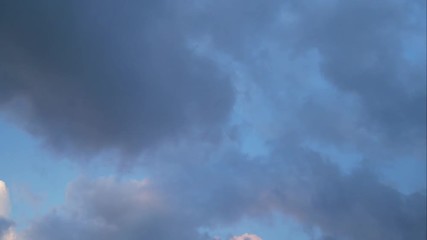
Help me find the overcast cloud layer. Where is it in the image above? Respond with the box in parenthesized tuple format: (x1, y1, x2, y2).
(0, 0, 425, 239)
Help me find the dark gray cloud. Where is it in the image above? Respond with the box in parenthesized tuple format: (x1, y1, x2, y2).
(0, 0, 423, 161)
(0, 0, 234, 157)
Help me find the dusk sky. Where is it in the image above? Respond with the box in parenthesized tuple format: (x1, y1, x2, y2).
(0, 1, 426, 240)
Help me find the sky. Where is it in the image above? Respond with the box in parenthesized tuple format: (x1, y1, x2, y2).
(0, 0, 426, 240)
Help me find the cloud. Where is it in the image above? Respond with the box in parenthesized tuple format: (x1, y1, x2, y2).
(0, 0, 423, 163)
(291, 0, 426, 154)
(0, 0, 425, 240)
(0, 1, 234, 158)
(22, 175, 268, 240)
(230, 233, 262, 240)
(0, 181, 10, 218)
(190, 0, 426, 161)
(0, 218, 13, 240)
(267, 145, 427, 240)
(0, 181, 16, 240)
(148, 141, 420, 240)
(23, 178, 210, 240)
(23, 141, 426, 240)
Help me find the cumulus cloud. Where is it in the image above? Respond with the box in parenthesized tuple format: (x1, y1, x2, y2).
(0, 181, 10, 218)
(230, 233, 262, 240)
(0, 0, 234, 157)
(23, 176, 267, 240)
(0, 181, 16, 240)
(23, 178, 208, 240)
(154, 141, 426, 240)
(22, 142, 426, 240)
(267, 145, 427, 240)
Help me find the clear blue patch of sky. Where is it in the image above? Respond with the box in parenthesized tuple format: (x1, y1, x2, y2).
(0, 115, 77, 229)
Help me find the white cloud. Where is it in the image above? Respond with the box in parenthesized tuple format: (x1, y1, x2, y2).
(230, 233, 262, 240)
(2, 230, 17, 240)
(0, 180, 10, 218)
(0, 180, 17, 240)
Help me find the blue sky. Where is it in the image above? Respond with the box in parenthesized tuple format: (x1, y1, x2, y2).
(0, 1, 426, 240)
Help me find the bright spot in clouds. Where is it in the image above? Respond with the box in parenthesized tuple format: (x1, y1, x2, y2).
(0, 180, 16, 240)
(231, 233, 262, 240)
(0, 180, 10, 217)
